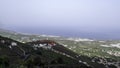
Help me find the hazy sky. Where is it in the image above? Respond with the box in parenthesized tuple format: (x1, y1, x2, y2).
(0, 0, 120, 39)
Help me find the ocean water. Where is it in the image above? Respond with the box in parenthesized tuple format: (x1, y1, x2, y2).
(4, 26, 120, 40)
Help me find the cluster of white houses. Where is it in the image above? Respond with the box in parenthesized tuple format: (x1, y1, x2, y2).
(0, 39, 17, 49)
(32, 41, 56, 50)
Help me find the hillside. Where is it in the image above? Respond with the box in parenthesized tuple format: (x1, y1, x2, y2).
(0, 28, 120, 68)
(0, 35, 94, 68)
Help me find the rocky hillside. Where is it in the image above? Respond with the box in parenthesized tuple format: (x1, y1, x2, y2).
(0, 36, 93, 68)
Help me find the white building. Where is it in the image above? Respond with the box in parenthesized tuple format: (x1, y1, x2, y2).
(11, 42, 17, 46)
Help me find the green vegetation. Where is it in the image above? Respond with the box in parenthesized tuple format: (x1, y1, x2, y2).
(0, 36, 92, 68)
(0, 29, 119, 68)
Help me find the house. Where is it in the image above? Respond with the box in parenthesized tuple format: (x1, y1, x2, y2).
(11, 42, 17, 46)
(0, 40, 5, 44)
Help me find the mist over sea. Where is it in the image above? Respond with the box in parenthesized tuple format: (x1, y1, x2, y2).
(0, 0, 120, 40)
(2, 26, 120, 40)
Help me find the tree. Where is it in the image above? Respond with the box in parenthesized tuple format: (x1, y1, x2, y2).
(0, 56, 9, 68)
(57, 57, 64, 64)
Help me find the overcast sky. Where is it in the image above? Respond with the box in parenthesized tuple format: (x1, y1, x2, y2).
(0, 0, 120, 39)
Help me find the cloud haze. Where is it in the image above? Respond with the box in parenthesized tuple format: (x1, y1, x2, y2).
(0, 0, 120, 39)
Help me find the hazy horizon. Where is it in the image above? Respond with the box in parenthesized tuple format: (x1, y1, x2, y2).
(0, 0, 120, 40)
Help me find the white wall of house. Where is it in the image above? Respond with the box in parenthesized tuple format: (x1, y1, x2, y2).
(11, 42, 17, 46)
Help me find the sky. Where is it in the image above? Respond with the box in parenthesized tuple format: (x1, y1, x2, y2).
(0, 0, 120, 39)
